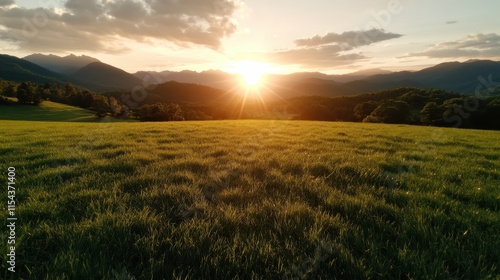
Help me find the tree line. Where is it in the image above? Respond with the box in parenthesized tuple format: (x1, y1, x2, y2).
(0, 80, 126, 117)
(285, 87, 500, 129)
(1, 79, 499, 130)
(0, 80, 203, 121)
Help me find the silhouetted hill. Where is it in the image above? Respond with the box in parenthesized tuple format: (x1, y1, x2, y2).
(267, 78, 354, 99)
(23, 53, 100, 74)
(133, 69, 394, 91)
(71, 62, 143, 90)
(134, 69, 238, 90)
(0, 54, 113, 91)
(329, 68, 393, 83)
(106, 81, 231, 105)
(0, 54, 69, 84)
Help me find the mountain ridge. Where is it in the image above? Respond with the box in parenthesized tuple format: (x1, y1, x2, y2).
(23, 53, 100, 75)
(2, 53, 500, 97)
(70, 62, 144, 90)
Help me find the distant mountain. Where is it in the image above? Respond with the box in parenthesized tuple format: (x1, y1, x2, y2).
(360, 60, 500, 93)
(134, 69, 239, 90)
(23, 53, 100, 75)
(133, 69, 394, 91)
(0, 54, 70, 84)
(70, 62, 144, 90)
(331, 68, 393, 83)
(3, 53, 500, 97)
(0, 54, 115, 91)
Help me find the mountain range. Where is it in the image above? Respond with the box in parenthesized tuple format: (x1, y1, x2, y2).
(1, 53, 499, 99)
(23, 54, 100, 74)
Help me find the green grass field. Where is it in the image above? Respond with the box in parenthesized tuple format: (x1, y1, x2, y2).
(0, 115, 499, 278)
(0, 100, 128, 122)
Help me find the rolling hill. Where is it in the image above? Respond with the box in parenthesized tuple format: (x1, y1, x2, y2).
(134, 69, 239, 90)
(106, 81, 231, 105)
(70, 62, 144, 90)
(0, 54, 69, 85)
(0, 54, 109, 91)
(0, 100, 98, 122)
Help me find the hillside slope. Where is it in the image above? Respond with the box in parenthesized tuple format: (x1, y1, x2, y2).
(0, 100, 102, 122)
(71, 62, 144, 90)
(0, 54, 68, 84)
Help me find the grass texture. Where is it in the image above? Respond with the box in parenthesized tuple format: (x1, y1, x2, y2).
(0, 120, 498, 279)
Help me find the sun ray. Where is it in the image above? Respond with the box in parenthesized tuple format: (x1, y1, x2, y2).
(232, 60, 270, 88)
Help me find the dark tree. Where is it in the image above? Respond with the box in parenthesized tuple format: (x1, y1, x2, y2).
(480, 99, 500, 129)
(366, 100, 410, 124)
(298, 103, 335, 121)
(64, 83, 77, 96)
(138, 103, 184, 121)
(354, 101, 379, 121)
(17, 82, 38, 104)
(420, 102, 445, 126)
(91, 95, 110, 118)
(165, 103, 184, 121)
(2, 84, 17, 97)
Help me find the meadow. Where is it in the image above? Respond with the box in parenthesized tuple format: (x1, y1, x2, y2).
(0, 116, 499, 279)
(0, 100, 128, 122)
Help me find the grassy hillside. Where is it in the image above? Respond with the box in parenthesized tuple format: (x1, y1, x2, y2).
(0, 120, 498, 279)
(0, 101, 124, 122)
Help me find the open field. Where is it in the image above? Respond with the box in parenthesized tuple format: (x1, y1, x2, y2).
(0, 119, 499, 279)
(0, 100, 128, 122)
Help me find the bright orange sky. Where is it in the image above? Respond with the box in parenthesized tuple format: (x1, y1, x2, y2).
(1, 0, 499, 74)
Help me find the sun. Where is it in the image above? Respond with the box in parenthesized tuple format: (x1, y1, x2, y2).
(233, 60, 270, 87)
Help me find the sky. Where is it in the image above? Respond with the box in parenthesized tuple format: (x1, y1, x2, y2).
(0, 0, 499, 74)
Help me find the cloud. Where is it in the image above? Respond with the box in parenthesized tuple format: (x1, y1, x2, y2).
(446, 21, 457, 25)
(295, 29, 403, 47)
(0, 0, 14, 7)
(404, 33, 500, 58)
(237, 45, 368, 67)
(0, 0, 241, 52)
(237, 29, 401, 68)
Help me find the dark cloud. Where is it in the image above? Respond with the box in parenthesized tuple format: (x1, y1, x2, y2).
(0, 0, 241, 52)
(0, 0, 14, 7)
(446, 21, 457, 25)
(108, 0, 148, 21)
(403, 33, 500, 58)
(295, 29, 403, 47)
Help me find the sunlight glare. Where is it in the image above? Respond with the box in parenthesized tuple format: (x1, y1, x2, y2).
(233, 60, 270, 87)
